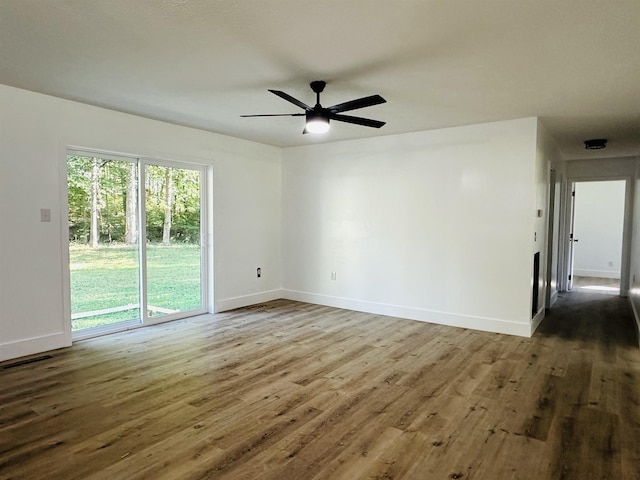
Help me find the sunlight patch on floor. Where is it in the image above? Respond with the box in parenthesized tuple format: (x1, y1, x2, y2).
(579, 285, 619, 292)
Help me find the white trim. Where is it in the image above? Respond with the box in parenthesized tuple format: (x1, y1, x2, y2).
(71, 319, 142, 341)
(138, 160, 149, 324)
(215, 289, 284, 313)
(67, 145, 212, 168)
(545, 167, 557, 308)
(557, 173, 570, 292)
(531, 307, 545, 335)
(621, 177, 634, 297)
(145, 307, 207, 326)
(281, 290, 532, 337)
(67, 147, 138, 163)
(59, 143, 73, 347)
(549, 290, 559, 307)
(0, 332, 70, 363)
(70, 308, 209, 341)
(559, 174, 634, 297)
(206, 165, 215, 314)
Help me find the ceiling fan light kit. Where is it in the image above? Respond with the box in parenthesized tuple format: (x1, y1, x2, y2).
(305, 111, 330, 134)
(241, 80, 386, 135)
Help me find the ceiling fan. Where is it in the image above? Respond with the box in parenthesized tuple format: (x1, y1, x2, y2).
(241, 81, 386, 134)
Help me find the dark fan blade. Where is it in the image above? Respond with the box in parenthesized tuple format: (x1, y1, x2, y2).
(330, 113, 385, 128)
(327, 94, 386, 113)
(268, 90, 312, 111)
(240, 113, 305, 117)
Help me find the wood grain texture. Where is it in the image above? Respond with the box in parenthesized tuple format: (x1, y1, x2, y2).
(1, 292, 639, 479)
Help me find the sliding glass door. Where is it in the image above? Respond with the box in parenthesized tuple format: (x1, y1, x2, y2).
(143, 164, 203, 319)
(67, 152, 206, 336)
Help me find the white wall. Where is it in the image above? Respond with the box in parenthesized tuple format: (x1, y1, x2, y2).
(0, 85, 282, 361)
(281, 118, 540, 336)
(573, 181, 625, 279)
(564, 157, 637, 179)
(0, 85, 556, 360)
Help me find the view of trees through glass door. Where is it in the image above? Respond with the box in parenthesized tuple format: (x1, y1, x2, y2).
(67, 153, 204, 334)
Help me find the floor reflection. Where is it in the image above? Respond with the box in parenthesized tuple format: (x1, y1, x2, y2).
(572, 275, 620, 295)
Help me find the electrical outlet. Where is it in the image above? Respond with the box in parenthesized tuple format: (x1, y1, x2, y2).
(257, 267, 261, 278)
(331, 272, 336, 280)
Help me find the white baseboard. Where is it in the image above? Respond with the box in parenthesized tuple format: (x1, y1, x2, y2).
(215, 289, 284, 313)
(549, 290, 559, 307)
(531, 307, 545, 335)
(0, 332, 70, 363)
(281, 289, 532, 337)
(0, 289, 541, 362)
(572, 269, 620, 279)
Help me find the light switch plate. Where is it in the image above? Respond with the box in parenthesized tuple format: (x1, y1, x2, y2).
(40, 208, 51, 222)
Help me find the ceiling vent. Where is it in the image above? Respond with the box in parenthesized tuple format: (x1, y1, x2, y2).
(584, 138, 607, 150)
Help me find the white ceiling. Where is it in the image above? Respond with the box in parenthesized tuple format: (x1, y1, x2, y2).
(1, 0, 639, 158)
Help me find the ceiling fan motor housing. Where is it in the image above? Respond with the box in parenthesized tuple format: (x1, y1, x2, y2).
(307, 109, 329, 122)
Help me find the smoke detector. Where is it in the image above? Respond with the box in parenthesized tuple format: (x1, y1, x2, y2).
(584, 138, 607, 150)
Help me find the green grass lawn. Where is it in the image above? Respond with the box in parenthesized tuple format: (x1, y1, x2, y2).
(70, 244, 201, 331)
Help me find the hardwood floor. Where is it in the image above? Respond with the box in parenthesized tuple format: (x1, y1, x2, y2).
(573, 276, 620, 295)
(1, 292, 639, 479)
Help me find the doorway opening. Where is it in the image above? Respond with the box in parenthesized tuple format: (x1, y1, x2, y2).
(66, 151, 207, 338)
(567, 180, 626, 296)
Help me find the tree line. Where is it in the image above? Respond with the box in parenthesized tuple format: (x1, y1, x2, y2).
(67, 156, 200, 246)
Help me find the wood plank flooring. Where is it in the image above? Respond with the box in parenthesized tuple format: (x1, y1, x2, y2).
(1, 292, 639, 479)
(573, 276, 620, 295)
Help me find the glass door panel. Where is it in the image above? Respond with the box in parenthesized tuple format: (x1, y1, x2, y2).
(67, 155, 141, 332)
(68, 153, 205, 336)
(144, 164, 202, 319)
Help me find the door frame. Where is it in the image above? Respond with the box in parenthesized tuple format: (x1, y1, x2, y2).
(544, 168, 557, 308)
(138, 157, 209, 328)
(62, 147, 211, 341)
(558, 174, 633, 297)
(567, 182, 577, 291)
